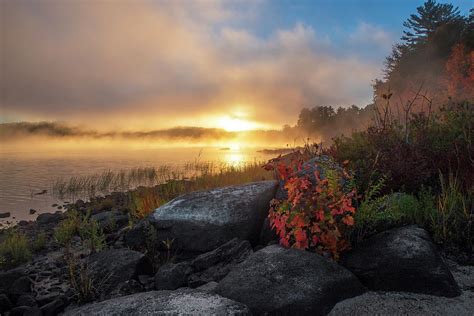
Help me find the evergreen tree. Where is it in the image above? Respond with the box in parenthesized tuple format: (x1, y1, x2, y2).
(401, 0, 463, 46)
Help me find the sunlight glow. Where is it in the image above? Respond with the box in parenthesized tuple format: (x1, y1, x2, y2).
(217, 115, 260, 132)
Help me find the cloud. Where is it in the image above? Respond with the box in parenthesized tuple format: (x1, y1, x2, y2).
(1, 0, 386, 129)
(349, 22, 394, 50)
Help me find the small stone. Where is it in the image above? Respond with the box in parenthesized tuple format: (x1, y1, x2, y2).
(16, 294, 37, 307)
(0, 212, 11, 218)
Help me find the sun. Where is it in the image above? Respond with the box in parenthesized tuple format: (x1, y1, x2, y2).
(217, 115, 259, 132)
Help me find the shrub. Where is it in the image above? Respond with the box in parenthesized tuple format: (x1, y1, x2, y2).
(267, 155, 356, 260)
(78, 218, 106, 253)
(54, 211, 81, 248)
(0, 230, 32, 269)
(32, 232, 47, 252)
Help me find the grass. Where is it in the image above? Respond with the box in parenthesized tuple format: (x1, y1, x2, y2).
(0, 230, 32, 269)
(52, 161, 273, 201)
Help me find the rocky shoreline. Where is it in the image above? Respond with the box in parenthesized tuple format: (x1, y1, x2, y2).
(0, 180, 473, 315)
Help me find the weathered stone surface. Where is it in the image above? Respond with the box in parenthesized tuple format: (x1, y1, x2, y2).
(215, 245, 365, 315)
(64, 289, 251, 315)
(16, 294, 37, 307)
(328, 291, 474, 316)
(154, 238, 253, 290)
(154, 262, 193, 290)
(0, 294, 12, 313)
(0, 267, 26, 293)
(86, 249, 146, 293)
(342, 225, 461, 297)
(126, 181, 278, 253)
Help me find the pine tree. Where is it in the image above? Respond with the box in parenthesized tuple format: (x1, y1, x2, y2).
(401, 0, 463, 46)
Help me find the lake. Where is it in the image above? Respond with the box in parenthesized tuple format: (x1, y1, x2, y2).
(0, 146, 278, 224)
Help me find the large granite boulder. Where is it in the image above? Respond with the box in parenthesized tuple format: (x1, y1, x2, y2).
(215, 245, 365, 315)
(64, 289, 251, 315)
(341, 225, 461, 297)
(126, 181, 278, 253)
(329, 291, 474, 315)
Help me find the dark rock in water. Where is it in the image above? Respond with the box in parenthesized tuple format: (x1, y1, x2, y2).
(16, 294, 37, 307)
(0, 294, 12, 314)
(341, 225, 461, 297)
(154, 262, 193, 290)
(328, 291, 474, 315)
(36, 213, 63, 225)
(215, 245, 365, 315)
(29, 209, 36, 214)
(0, 212, 11, 218)
(86, 249, 147, 294)
(63, 289, 251, 315)
(259, 217, 278, 246)
(126, 181, 278, 253)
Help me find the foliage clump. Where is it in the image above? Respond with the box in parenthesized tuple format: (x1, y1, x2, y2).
(266, 153, 356, 260)
(0, 230, 32, 269)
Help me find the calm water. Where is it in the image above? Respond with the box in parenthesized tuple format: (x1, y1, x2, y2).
(0, 146, 275, 224)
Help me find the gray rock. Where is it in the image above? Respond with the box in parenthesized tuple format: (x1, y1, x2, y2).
(63, 289, 251, 315)
(342, 225, 461, 297)
(329, 291, 474, 316)
(0, 212, 10, 218)
(196, 281, 218, 293)
(126, 181, 278, 253)
(11, 276, 32, 297)
(215, 245, 365, 315)
(16, 294, 37, 307)
(188, 239, 253, 287)
(36, 213, 63, 225)
(86, 249, 146, 293)
(154, 262, 193, 290)
(40, 296, 67, 316)
(91, 210, 129, 231)
(0, 267, 26, 292)
(9, 306, 42, 316)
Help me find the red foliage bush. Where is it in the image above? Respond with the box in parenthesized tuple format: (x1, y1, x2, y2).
(266, 155, 356, 260)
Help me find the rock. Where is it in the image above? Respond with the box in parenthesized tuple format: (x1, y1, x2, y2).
(154, 262, 193, 290)
(91, 210, 129, 231)
(341, 225, 461, 297)
(0, 294, 12, 314)
(108, 280, 143, 298)
(9, 306, 42, 316)
(0, 212, 11, 218)
(328, 291, 474, 316)
(0, 267, 26, 292)
(40, 296, 67, 316)
(188, 238, 253, 287)
(36, 212, 63, 225)
(16, 294, 37, 307)
(196, 281, 218, 293)
(87, 249, 147, 294)
(215, 245, 365, 315)
(154, 238, 253, 290)
(126, 181, 278, 253)
(63, 289, 251, 315)
(11, 276, 32, 297)
(259, 217, 278, 246)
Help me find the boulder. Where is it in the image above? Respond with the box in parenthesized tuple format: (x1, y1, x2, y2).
(154, 262, 193, 290)
(0, 267, 26, 293)
(0, 294, 12, 314)
(215, 245, 365, 315)
(126, 181, 278, 253)
(154, 238, 253, 290)
(91, 210, 129, 231)
(341, 225, 461, 297)
(36, 213, 63, 226)
(188, 238, 253, 287)
(328, 291, 474, 316)
(86, 249, 147, 294)
(63, 289, 251, 315)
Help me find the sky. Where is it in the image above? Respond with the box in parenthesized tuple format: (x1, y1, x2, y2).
(1, 0, 472, 131)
